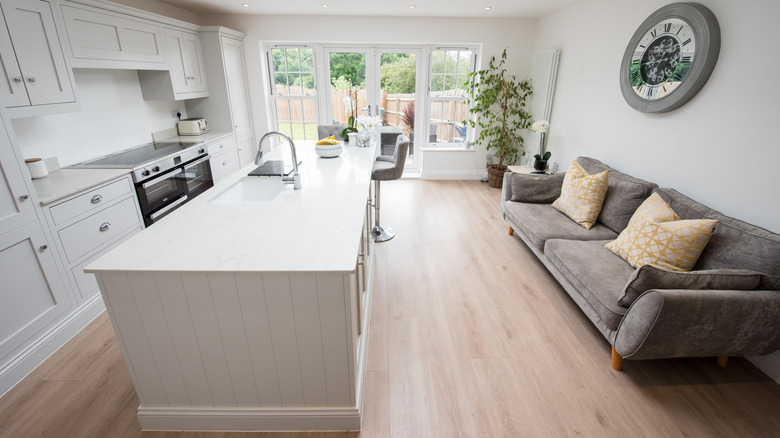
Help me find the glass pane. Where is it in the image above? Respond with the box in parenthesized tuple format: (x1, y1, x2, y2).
(300, 74, 315, 95)
(429, 100, 469, 143)
(444, 75, 457, 93)
(300, 49, 313, 72)
(289, 74, 303, 95)
(431, 74, 444, 93)
(329, 52, 367, 125)
(431, 51, 444, 73)
(302, 99, 316, 123)
(273, 73, 288, 95)
(271, 48, 286, 72)
(275, 100, 292, 122)
(286, 48, 300, 72)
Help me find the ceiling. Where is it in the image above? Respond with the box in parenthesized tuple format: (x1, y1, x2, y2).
(156, 0, 582, 18)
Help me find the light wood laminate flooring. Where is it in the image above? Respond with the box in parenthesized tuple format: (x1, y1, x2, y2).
(1, 180, 778, 438)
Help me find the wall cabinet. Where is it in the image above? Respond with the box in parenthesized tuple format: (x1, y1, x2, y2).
(138, 27, 208, 101)
(42, 175, 142, 302)
(0, 0, 76, 115)
(59, 1, 167, 69)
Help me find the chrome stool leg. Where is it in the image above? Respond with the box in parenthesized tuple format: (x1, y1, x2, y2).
(372, 179, 395, 242)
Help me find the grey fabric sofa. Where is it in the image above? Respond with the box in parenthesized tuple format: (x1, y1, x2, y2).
(501, 157, 780, 370)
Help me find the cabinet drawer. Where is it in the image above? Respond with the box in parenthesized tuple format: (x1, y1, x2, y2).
(210, 147, 239, 182)
(49, 177, 132, 226)
(58, 197, 140, 263)
(207, 136, 237, 155)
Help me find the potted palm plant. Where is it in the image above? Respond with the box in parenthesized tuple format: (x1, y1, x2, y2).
(467, 49, 533, 188)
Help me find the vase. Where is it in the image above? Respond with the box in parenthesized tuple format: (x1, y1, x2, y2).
(534, 158, 548, 171)
(357, 129, 371, 148)
(348, 132, 357, 145)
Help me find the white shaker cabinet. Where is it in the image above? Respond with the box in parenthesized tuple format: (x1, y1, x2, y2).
(0, 0, 77, 115)
(222, 36, 255, 167)
(139, 27, 208, 101)
(206, 134, 240, 184)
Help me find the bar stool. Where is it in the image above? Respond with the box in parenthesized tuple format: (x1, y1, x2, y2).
(372, 135, 409, 242)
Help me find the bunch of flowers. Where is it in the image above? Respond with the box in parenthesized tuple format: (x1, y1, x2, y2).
(356, 115, 382, 130)
(530, 120, 550, 134)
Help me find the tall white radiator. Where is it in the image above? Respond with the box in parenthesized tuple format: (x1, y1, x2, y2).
(531, 49, 560, 123)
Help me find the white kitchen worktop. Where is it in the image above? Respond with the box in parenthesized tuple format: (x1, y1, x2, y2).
(32, 168, 132, 205)
(87, 141, 377, 273)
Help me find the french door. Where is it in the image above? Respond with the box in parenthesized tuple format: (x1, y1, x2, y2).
(322, 47, 423, 169)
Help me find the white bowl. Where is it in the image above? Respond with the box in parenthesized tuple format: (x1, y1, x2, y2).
(315, 144, 343, 158)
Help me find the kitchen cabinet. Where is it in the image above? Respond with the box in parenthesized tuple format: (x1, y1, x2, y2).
(187, 28, 255, 167)
(59, 1, 167, 69)
(0, 0, 77, 116)
(138, 27, 208, 101)
(42, 175, 142, 302)
(206, 135, 240, 184)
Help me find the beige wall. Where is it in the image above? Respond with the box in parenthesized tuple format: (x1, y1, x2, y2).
(534, 0, 780, 234)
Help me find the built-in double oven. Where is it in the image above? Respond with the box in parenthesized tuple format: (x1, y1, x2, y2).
(72, 140, 214, 227)
(135, 154, 213, 226)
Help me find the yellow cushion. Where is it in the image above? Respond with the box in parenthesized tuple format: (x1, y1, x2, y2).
(551, 161, 609, 229)
(316, 135, 340, 145)
(605, 193, 717, 271)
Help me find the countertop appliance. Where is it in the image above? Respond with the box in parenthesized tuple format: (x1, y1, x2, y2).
(177, 118, 209, 136)
(72, 140, 213, 226)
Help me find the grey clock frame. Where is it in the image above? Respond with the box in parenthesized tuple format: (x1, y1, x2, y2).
(619, 2, 721, 113)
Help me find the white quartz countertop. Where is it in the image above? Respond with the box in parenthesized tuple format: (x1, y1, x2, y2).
(86, 141, 377, 274)
(32, 168, 132, 205)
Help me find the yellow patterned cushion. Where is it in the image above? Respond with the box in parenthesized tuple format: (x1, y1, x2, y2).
(605, 193, 717, 271)
(551, 161, 609, 229)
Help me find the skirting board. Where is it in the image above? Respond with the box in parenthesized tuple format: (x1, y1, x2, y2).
(0, 294, 106, 397)
(138, 407, 361, 431)
(421, 170, 484, 180)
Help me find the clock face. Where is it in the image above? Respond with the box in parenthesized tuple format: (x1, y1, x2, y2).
(629, 18, 696, 100)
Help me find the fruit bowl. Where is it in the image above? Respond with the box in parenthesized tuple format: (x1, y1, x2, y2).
(314, 143, 343, 158)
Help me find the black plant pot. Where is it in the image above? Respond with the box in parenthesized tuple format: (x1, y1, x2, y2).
(534, 159, 548, 171)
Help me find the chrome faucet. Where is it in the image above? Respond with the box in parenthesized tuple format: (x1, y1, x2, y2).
(256, 131, 301, 189)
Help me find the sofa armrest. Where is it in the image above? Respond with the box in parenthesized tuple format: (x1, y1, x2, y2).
(614, 289, 780, 360)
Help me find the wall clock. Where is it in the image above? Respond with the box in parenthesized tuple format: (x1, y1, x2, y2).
(619, 2, 720, 113)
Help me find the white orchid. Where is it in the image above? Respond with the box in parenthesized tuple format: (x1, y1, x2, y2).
(356, 115, 382, 129)
(530, 120, 550, 134)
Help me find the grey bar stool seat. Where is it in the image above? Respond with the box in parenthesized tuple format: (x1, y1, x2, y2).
(372, 135, 409, 242)
(317, 124, 345, 140)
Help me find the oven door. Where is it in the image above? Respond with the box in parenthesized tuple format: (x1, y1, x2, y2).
(135, 168, 188, 226)
(182, 155, 213, 199)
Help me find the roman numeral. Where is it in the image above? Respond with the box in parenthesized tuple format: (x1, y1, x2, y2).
(683, 38, 692, 46)
(662, 85, 667, 93)
(676, 27, 683, 35)
(639, 44, 646, 49)
(671, 72, 682, 81)
(664, 23, 672, 32)
(681, 56, 692, 63)
(650, 29, 657, 38)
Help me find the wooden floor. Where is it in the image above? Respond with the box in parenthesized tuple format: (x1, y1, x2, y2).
(1, 180, 779, 438)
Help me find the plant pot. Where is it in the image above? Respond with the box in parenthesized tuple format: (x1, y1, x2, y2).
(534, 159, 548, 171)
(486, 164, 508, 188)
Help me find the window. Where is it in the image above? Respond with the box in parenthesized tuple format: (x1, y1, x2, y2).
(428, 49, 476, 144)
(267, 47, 317, 141)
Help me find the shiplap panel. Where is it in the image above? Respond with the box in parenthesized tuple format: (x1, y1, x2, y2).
(315, 273, 352, 406)
(100, 273, 168, 405)
(235, 273, 283, 407)
(155, 273, 214, 407)
(290, 273, 328, 406)
(127, 273, 190, 406)
(181, 273, 236, 406)
(208, 273, 260, 407)
(262, 273, 305, 406)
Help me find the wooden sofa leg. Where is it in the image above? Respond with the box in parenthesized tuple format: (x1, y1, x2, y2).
(508, 226, 514, 236)
(717, 356, 729, 367)
(611, 347, 623, 371)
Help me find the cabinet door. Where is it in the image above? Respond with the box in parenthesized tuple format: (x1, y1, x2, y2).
(236, 135, 255, 169)
(164, 29, 188, 93)
(181, 31, 206, 93)
(0, 117, 36, 232)
(0, 221, 72, 363)
(1, 0, 74, 106)
(222, 37, 252, 138)
(0, 9, 28, 107)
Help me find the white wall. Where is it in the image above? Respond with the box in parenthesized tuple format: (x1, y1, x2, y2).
(12, 69, 186, 166)
(534, 0, 780, 234)
(197, 14, 537, 177)
(108, 0, 199, 24)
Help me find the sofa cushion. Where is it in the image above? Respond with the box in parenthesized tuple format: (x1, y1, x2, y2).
(552, 161, 609, 229)
(619, 265, 766, 308)
(545, 239, 634, 330)
(509, 172, 566, 203)
(655, 188, 780, 289)
(606, 193, 717, 271)
(577, 157, 658, 233)
(504, 202, 618, 251)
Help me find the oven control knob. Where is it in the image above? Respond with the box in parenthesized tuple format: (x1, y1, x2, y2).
(199, 148, 205, 154)
(152, 166, 161, 172)
(141, 169, 151, 176)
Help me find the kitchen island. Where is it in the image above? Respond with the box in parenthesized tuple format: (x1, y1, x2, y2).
(86, 141, 377, 431)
